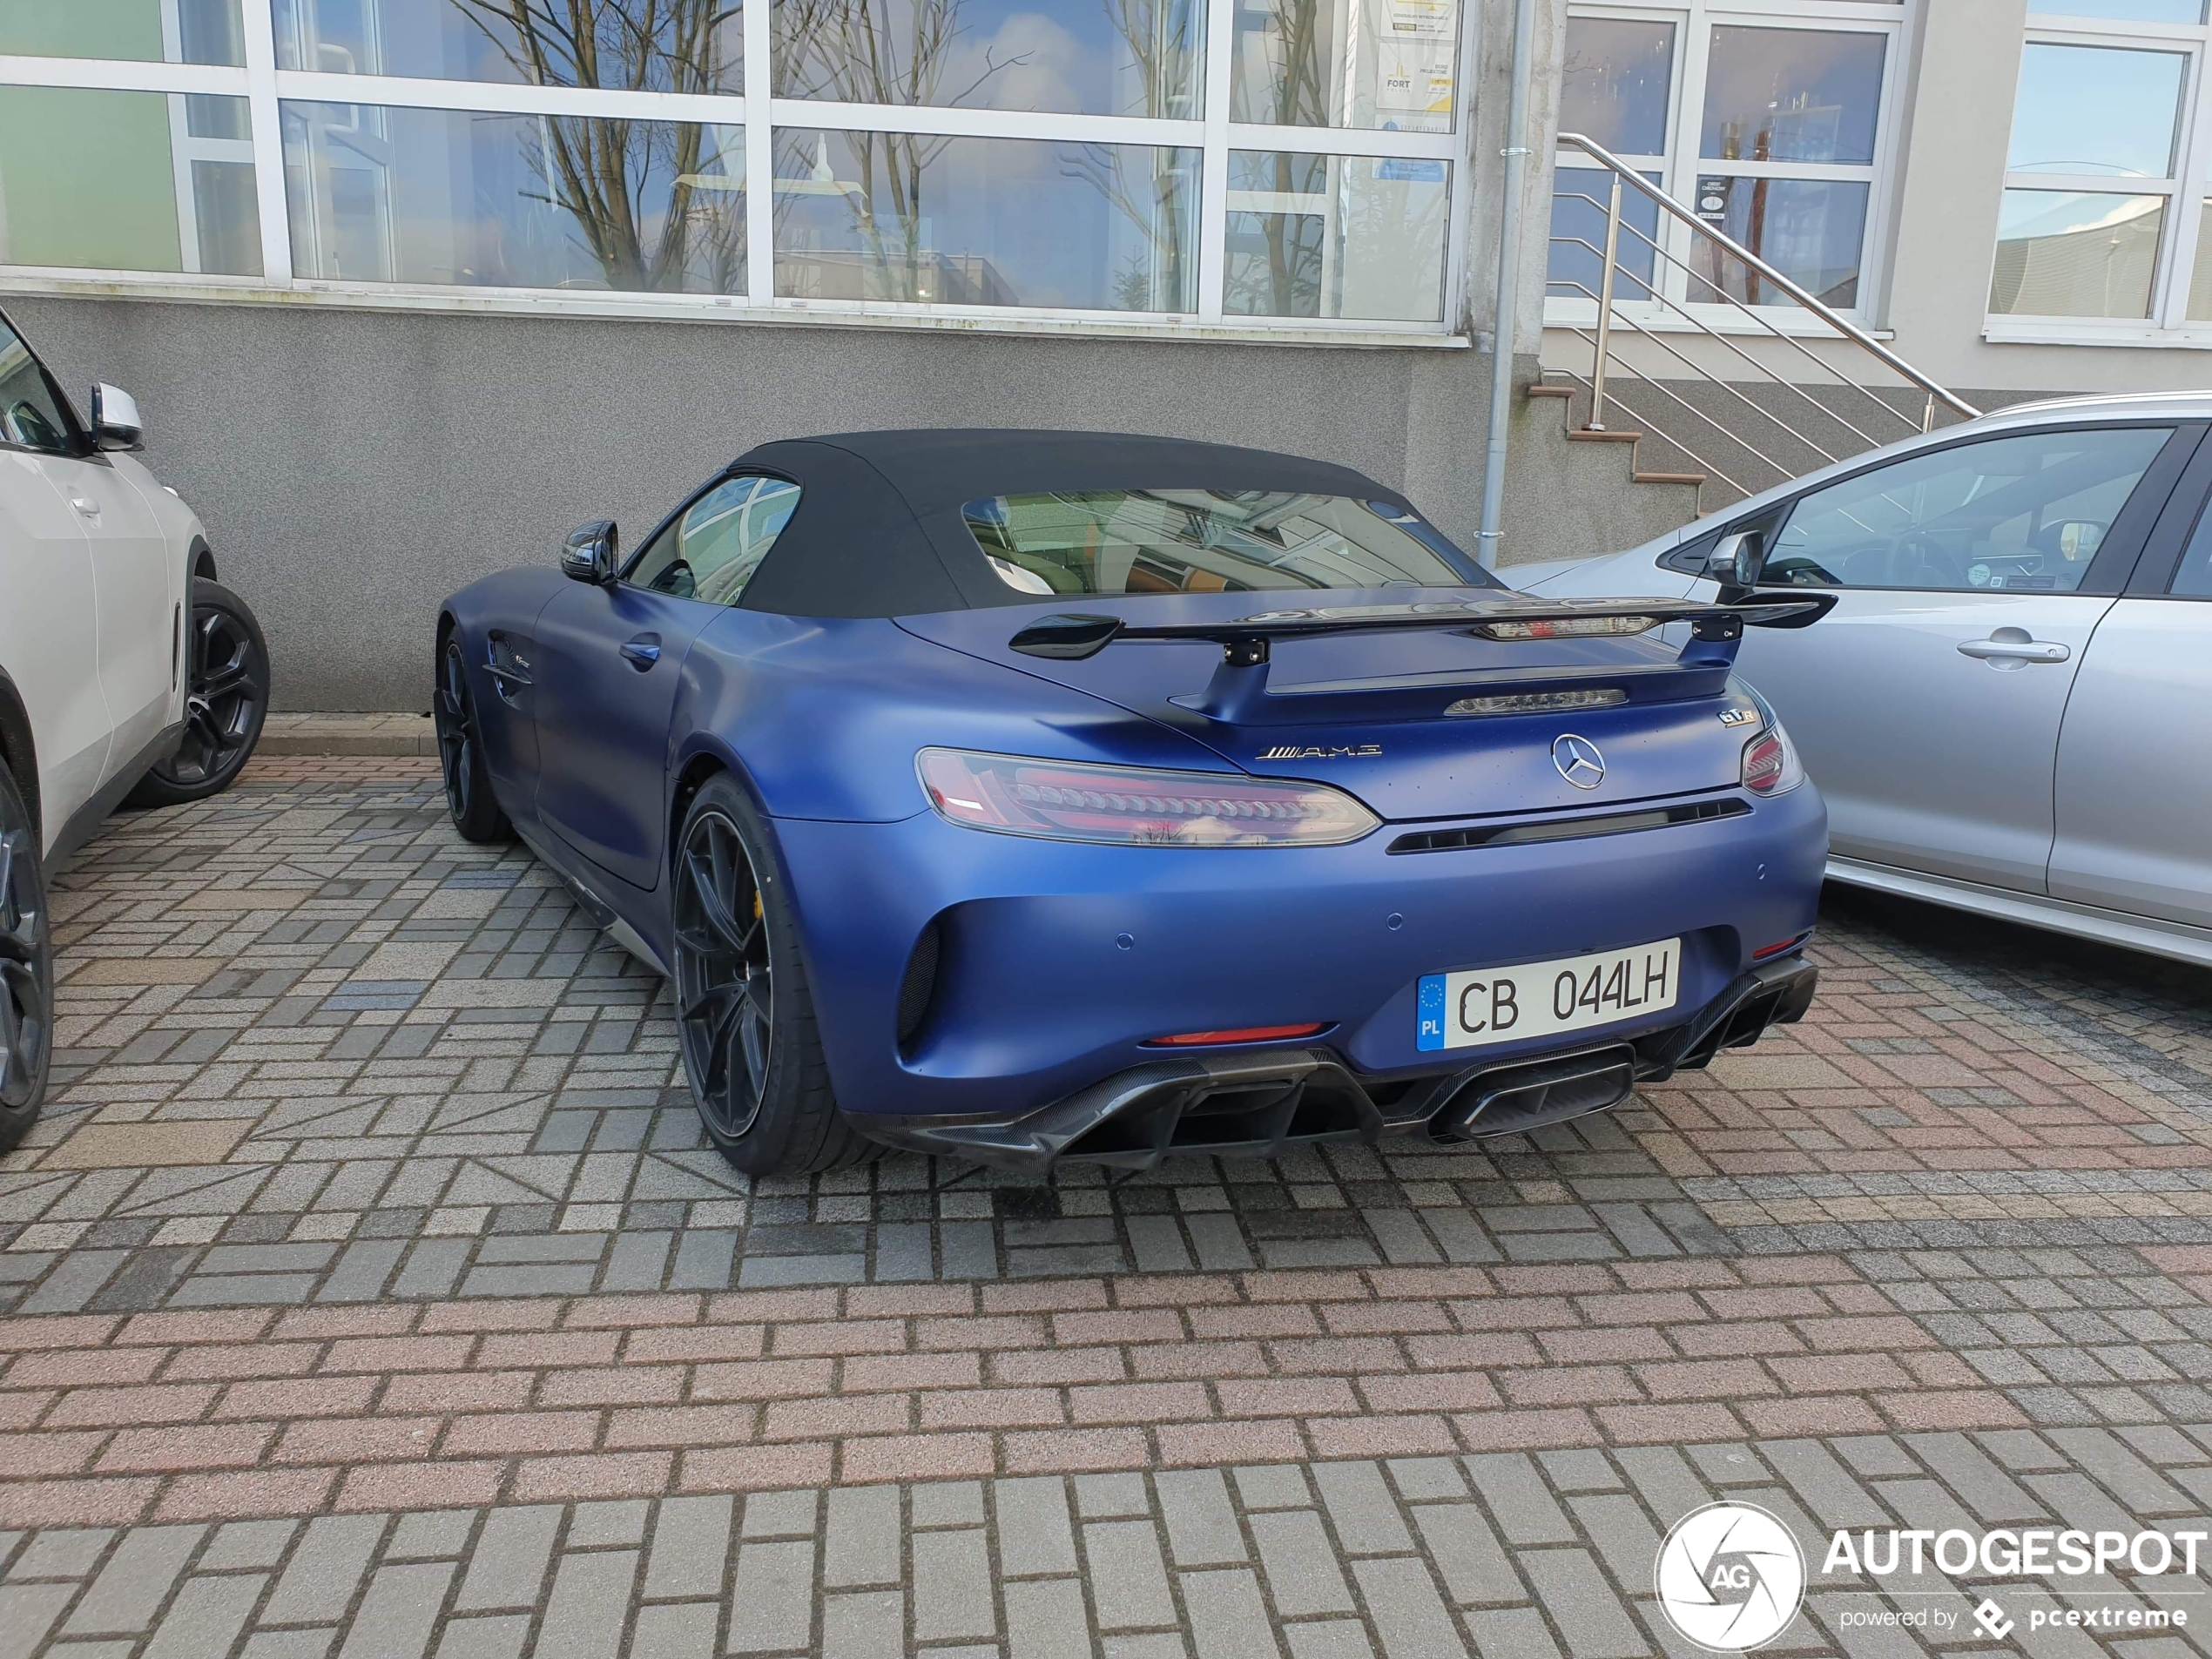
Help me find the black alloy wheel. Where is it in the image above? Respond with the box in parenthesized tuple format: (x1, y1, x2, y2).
(0, 759, 52, 1151)
(124, 578, 270, 809)
(674, 805, 776, 1140)
(434, 636, 511, 843)
(669, 774, 876, 1176)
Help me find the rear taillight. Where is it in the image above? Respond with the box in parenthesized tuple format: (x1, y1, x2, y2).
(1740, 725, 1805, 795)
(916, 749, 1379, 847)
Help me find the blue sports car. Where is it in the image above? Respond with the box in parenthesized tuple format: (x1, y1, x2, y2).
(434, 430, 1831, 1178)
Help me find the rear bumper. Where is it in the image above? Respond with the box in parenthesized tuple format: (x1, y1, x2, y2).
(863, 954, 1816, 1173)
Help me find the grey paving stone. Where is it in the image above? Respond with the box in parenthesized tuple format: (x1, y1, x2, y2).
(1233, 1467, 1313, 1512)
(1178, 1568, 1283, 1659)
(1005, 1576, 1093, 1659)
(386, 1512, 475, 1561)
(1461, 1456, 1574, 1548)
(643, 1495, 733, 1602)
(452, 1507, 562, 1614)
(0, 1584, 77, 1659)
(333, 1561, 456, 1659)
(627, 1602, 720, 1659)
(60, 1523, 202, 1636)
(1157, 1470, 1247, 1568)
(1457, 1606, 1563, 1659)
(567, 1500, 650, 1549)
(1759, 1439, 1892, 1529)
(821, 1589, 903, 1659)
(1516, 1548, 1647, 1659)
(912, 1529, 995, 1642)
(1249, 1510, 1356, 1618)
(995, 1477, 1078, 1577)
(1406, 1503, 1521, 1608)
(823, 1487, 900, 1590)
(1084, 1520, 1180, 1630)
(726, 1540, 814, 1655)
(239, 1632, 339, 1659)
(1312, 1462, 1413, 1556)
(1076, 1474, 1151, 1520)
(1282, 1624, 1375, 1659)
(533, 1548, 637, 1659)
(428, 1615, 531, 1659)
(910, 1482, 985, 1529)
(1350, 1556, 1466, 1659)
(265, 1514, 388, 1627)
(200, 1521, 298, 1572)
(141, 1574, 266, 1659)
(740, 1489, 818, 1541)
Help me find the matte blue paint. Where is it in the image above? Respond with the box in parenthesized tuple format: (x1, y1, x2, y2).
(436, 568, 1829, 1125)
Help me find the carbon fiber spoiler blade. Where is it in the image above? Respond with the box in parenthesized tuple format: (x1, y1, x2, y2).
(1007, 592, 1834, 662)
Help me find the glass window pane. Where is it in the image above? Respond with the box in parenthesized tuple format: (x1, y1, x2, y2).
(2189, 199, 2212, 318)
(1560, 17, 1673, 156)
(774, 0, 1199, 117)
(1688, 176, 1867, 307)
(1224, 151, 1448, 321)
(1990, 189, 2163, 317)
(1231, 0, 1461, 132)
(1548, 165, 1662, 302)
(773, 132, 1195, 310)
(0, 88, 260, 275)
(0, 0, 243, 64)
(2008, 45, 2182, 179)
(633, 476, 802, 602)
(274, 0, 740, 91)
(2173, 496, 2212, 596)
(0, 320, 76, 454)
(1769, 427, 2170, 593)
(281, 103, 745, 292)
(964, 490, 1463, 593)
(2033, 0, 2204, 20)
(1700, 27, 1885, 165)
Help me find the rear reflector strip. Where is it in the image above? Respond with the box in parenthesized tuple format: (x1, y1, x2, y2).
(1752, 932, 1811, 960)
(1144, 1024, 1328, 1048)
(1387, 796, 1750, 854)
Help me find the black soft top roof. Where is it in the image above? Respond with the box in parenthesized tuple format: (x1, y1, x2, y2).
(729, 428, 1423, 619)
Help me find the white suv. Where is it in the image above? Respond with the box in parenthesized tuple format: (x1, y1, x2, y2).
(1, 303, 269, 1151)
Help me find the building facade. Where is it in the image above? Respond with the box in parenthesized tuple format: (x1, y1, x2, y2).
(0, 0, 2203, 705)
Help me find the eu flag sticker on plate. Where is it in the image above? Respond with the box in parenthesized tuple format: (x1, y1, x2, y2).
(1417, 974, 1447, 1051)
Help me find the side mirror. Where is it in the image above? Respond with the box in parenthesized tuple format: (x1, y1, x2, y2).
(562, 520, 619, 584)
(89, 383, 144, 452)
(1704, 529, 1762, 593)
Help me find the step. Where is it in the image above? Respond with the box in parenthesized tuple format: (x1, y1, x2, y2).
(1564, 428, 1642, 444)
(1633, 471, 1709, 487)
(259, 712, 437, 756)
(1525, 382, 1576, 399)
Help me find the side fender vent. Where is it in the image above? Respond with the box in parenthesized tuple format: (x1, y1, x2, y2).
(896, 916, 945, 1056)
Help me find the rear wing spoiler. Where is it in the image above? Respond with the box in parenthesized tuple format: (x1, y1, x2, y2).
(1008, 592, 1837, 725)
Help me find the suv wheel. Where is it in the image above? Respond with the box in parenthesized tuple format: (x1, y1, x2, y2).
(0, 757, 51, 1152)
(125, 578, 270, 809)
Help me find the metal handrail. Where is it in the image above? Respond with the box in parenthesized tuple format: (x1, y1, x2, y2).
(1555, 132, 1981, 428)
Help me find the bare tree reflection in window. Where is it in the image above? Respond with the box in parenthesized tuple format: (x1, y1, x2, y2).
(449, 1, 746, 290)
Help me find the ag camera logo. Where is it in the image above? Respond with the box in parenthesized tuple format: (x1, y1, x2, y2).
(1656, 1502, 1805, 1652)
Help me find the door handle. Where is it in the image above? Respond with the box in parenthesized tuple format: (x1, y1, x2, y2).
(70, 496, 98, 518)
(619, 635, 663, 670)
(1958, 636, 2070, 664)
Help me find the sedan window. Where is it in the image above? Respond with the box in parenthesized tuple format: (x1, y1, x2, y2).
(0, 320, 75, 455)
(1763, 426, 2171, 593)
(962, 489, 1482, 596)
(631, 476, 802, 604)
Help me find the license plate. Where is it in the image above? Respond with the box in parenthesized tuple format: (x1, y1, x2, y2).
(1417, 939, 1680, 1052)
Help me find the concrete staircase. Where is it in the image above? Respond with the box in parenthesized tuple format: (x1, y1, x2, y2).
(1494, 379, 1708, 572)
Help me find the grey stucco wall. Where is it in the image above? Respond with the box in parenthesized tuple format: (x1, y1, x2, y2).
(12, 296, 1565, 710)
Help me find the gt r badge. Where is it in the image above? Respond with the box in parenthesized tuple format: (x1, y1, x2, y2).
(1257, 745, 1383, 760)
(1553, 733, 1606, 789)
(1717, 706, 1759, 727)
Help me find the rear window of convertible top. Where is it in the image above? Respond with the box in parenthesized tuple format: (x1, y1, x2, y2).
(961, 489, 1487, 597)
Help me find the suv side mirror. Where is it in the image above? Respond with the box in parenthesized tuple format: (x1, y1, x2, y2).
(1704, 529, 1762, 593)
(562, 521, 620, 584)
(89, 383, 144, 452)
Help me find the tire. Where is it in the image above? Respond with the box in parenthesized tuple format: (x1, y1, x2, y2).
(124, 578, 270, 810)
(433, 633, 513, 844)
(671, 773, 877, 1177)
(0, 757, 52, 1154)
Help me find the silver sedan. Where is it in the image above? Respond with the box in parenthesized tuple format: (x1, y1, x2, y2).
(1512, 391, 2212, 967)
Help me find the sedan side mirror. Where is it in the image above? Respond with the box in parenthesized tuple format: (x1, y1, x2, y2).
(562, 520, 619, 584)
(89, 383, 144, 452)
(1704, 529, 1762, 593)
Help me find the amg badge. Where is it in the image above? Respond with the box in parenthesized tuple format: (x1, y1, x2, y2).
(1257, 744, 1383, 760)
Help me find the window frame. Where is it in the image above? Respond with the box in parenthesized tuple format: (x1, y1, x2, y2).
(1988, 9, 2212, 344)
(1546, 0, 1912, 334)
(0, 0, 1480, 339)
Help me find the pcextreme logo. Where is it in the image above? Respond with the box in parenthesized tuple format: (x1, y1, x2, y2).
(1654, 1502, 1805, 1652)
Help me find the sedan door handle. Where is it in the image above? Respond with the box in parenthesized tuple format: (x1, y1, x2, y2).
(619, 634, 663, 670)
(1958, 635, 2070, 664)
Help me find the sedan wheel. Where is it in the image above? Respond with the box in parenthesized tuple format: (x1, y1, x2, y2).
(124, 579, 270, 809)
(674, 806, 775, 1139)
(434, 637, 512, 843)
(669, 775, 877, 1176)
(0, 761, 51, 1149)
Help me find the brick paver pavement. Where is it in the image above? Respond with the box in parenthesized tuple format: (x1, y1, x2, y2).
(3, 758, 2210, 1656)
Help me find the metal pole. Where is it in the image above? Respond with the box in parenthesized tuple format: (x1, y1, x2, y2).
(1588, 171, 1622, 433)
(1474, 0, 1540, 569)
